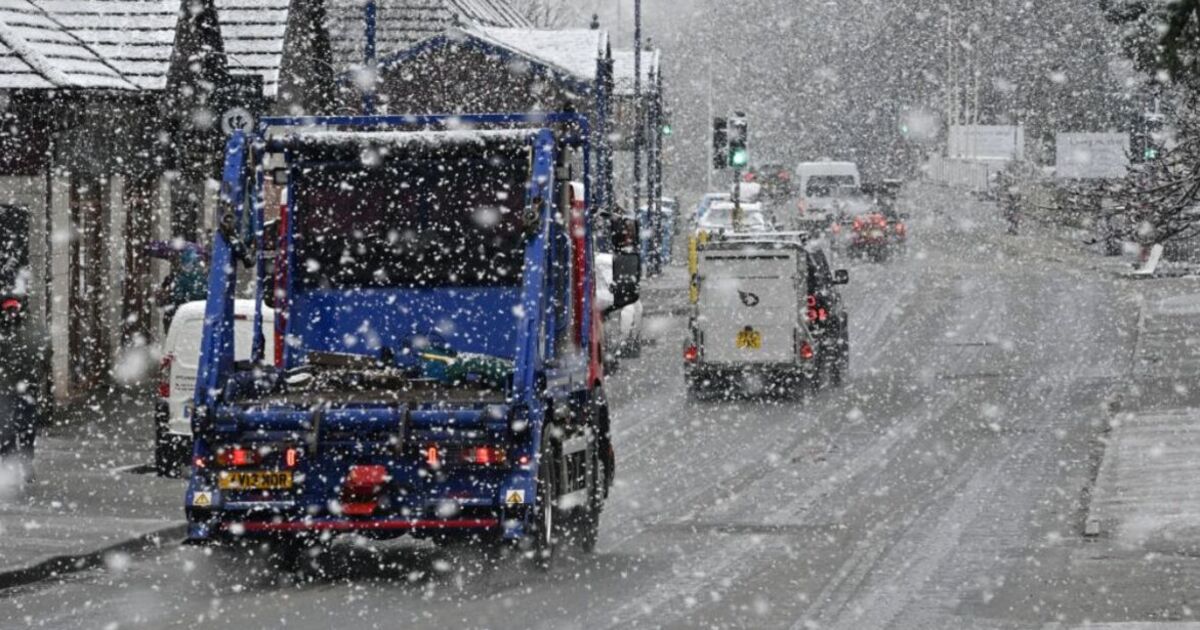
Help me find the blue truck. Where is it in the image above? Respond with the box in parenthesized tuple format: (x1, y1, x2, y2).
(184, 112, 639, 568)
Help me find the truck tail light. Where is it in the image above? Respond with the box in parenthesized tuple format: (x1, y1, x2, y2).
(465, 445, 506, 466)
(216, 446, 263, 468)
(158, 354, 174, 399)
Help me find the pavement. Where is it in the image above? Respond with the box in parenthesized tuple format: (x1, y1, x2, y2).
(0, 390, 185, 589)
(6, 184, 1200, 628)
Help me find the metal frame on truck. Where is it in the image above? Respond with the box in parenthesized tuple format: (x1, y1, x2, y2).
(184, 112, 638, 568)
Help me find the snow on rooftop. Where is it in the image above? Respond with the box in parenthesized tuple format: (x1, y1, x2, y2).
(469, 26, 606, 84)
(280, 127, 537, 150)
(326, 0, 531, 73)
(612, 48, 658, 96)
(0, 0, 136, 89)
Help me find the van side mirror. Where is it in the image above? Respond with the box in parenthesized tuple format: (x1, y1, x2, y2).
(833, 269, 849, 285)
(612, 252, 641, 310)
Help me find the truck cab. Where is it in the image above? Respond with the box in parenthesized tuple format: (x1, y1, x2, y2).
(184, 114, 637, 568)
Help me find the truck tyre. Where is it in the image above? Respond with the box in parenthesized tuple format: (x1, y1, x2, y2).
(530, 431, 560, 571)
(577, 433, 604, 554)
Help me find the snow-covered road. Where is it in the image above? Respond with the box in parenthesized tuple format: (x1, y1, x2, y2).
(6, 185, 1196, 629)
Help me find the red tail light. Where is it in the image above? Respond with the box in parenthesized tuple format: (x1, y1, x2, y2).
(799, 342, 815, 361)
(853, 217, 864, 231)
(806, 295, 819, 323)
(1, 298, 20, 312)
(158, 354, 174, 399)
(874, 215, 887, 227)
(425, 445, 440, 467)
(684, 345, 699, 363)
(465, 445, 506, 466)
(896, 223, 907, 235)
(216, 446, 262, 468)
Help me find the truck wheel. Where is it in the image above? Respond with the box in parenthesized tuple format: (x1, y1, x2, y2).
(577, 440, 604, 554)
(833, 325, 850, 387)
(530, 432, 559, 571)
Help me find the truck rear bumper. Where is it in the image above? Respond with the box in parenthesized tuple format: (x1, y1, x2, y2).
(226, 517, 500, 534)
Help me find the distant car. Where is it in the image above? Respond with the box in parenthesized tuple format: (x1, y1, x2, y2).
(0, 205, 49, 475)
(155, 299, 275, 476)
(596, 252, 644, 362)
(693, 192, 731, 224)
(695, 201, 773, 237)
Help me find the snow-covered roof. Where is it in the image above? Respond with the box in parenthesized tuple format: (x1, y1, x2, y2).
(0, 0, 136, 89)
(612, 48, 658, 96)
(469, 26, 606, 84)
(0, 0, 288, 94)
(38, 0, 177, 90)
(216, 0, 289, 97)
(326, 0, 531, 73)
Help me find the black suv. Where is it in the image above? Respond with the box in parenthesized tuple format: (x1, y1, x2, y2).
(805, 248, 850, 385)
(0, 205, 50, 464)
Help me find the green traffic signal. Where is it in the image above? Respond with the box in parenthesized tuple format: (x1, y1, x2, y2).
(1144, 147, 1159, 160)
(661, 124, 673, 136)
(730, 148, 748, 168)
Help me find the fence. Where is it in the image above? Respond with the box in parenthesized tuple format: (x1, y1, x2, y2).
(924, 155, 1004, 191)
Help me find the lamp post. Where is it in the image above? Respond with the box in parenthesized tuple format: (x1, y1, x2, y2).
(633, 0, 642, 225)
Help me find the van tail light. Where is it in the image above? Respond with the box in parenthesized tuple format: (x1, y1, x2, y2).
(158, 354, 174, 399)
(1, 298, 20, 312)
(806, 295, 819, 323)
(684, 345, 699, 363)
(799, 341, 815, 361)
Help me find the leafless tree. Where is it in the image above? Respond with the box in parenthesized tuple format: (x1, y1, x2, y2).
(509, 0, 574, 28)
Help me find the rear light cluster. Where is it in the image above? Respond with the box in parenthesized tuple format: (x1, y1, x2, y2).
(799, 341, 815, 361)
(684, 345, 699, 363)
(1, 298, 20, 312)
(158, 354, 174, 399)
(806, 295, 828, 324)
(423, 443, 508, 468)
(212, 445, 302, 469)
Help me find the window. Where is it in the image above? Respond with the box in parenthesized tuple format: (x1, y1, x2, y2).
(806, 176, 857, 197)
(0, 205, 29, 295)
(292, 145, 530, 290)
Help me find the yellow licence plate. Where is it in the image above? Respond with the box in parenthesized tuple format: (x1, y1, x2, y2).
(218, 470, 293, 491)
(736, 329, 763, 349)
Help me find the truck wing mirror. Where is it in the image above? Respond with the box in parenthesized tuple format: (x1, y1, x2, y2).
(524, 196, 545, 239)
(611, 252, 641, 310)
(833, 269, 850, 285)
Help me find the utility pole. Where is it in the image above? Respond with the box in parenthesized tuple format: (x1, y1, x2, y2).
(633, 0, 643, 228)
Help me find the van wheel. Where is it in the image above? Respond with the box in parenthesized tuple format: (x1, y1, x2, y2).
(154, 405, 178, 478)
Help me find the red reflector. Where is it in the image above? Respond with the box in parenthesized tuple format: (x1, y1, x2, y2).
(800, 342, 815, 361)
(684, 345, 699, 363)
(518, 454, 531, 466)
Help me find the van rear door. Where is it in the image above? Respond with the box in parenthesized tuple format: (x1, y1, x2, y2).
(697, 249, 801, 365)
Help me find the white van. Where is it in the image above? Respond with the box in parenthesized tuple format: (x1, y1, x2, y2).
(795, 161, 863, 225)
(683, 233, 819, 398)
(155, 299, 274, 475)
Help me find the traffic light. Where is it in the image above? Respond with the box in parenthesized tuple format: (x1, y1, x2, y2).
(728, 113, 748, 168)
(712, 117, 728, 170)
(662, 123, 673, 136)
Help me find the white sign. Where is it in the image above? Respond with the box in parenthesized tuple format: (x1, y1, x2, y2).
(221, 107, 255, 136)
(1055, 132, 1129, 180)
(948, 125, 1024, 160)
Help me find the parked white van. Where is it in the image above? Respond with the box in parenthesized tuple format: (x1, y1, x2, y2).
(155, 299, 274, 475)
